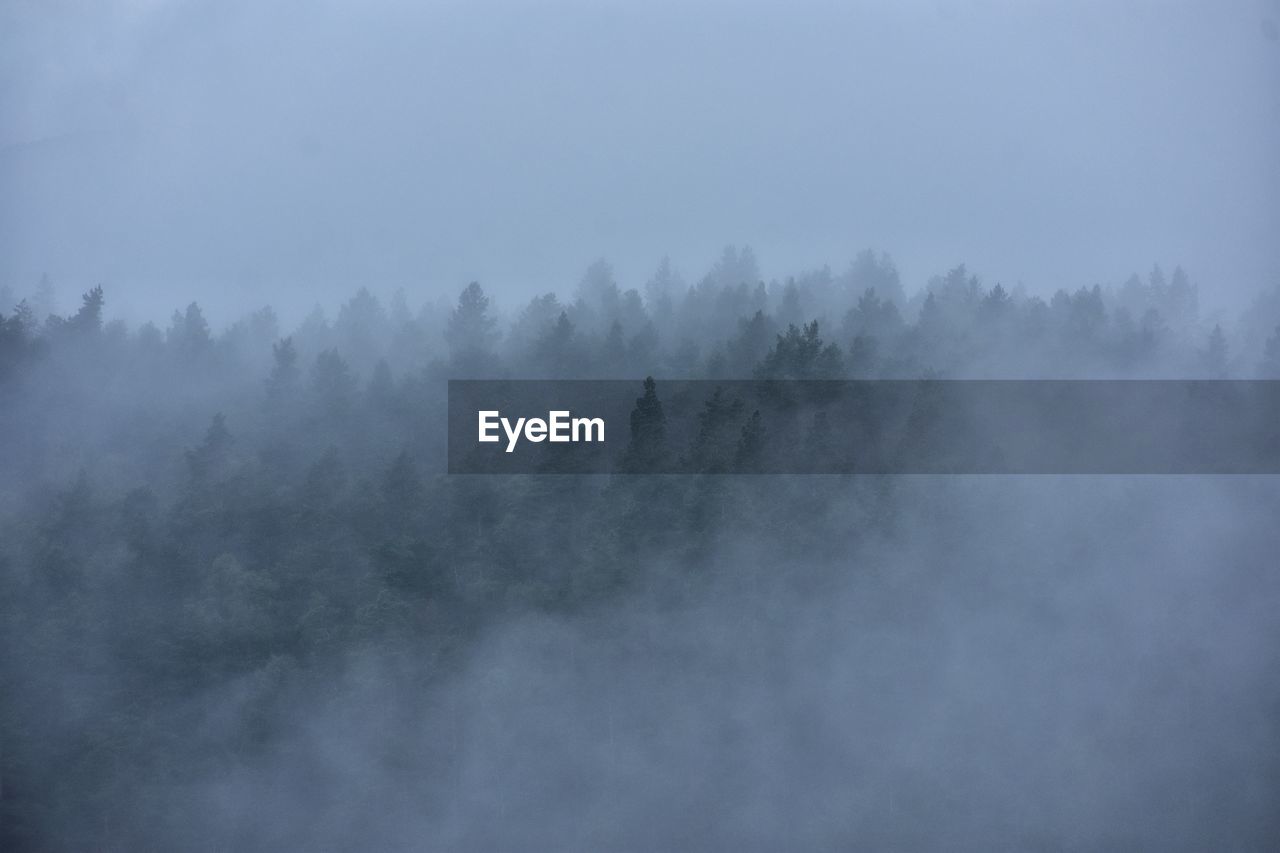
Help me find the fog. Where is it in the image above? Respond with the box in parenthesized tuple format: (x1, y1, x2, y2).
(4, 0, 1280, 324)
(3, 2, 1280, 851)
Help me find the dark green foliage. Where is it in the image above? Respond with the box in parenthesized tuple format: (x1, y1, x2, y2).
(367, 358, 396, 408)
(756, 320, 843, 380)
(622, 377, 668, 473)
(844, 249, 903, 306)
(689, 387, 747, 473)
(0, 306, 34, 379)
(266, 337, 301, 401)
(68, 286, 105, 336)
(186, 413, 233, 483)
(1259, 326, 1280, 378)
(1202, 324, 1228, 378)
(847, 334, 878, 378)
(533, 311, 578, 376)
(845, 287, 904, 339)
(447, 282, 498, 371)
(733, 410, 765, 472)
(168, 302, 212, 361)
(311, 348, 356, 414)
(726, 310, 775, 375)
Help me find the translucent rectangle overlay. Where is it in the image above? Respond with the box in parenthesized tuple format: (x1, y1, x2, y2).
(447, 380, 1280, 474)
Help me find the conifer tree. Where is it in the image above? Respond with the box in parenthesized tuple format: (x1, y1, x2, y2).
(266, 337, 300, 401)
(446, 282, 497, 368)
(1258, 326, 1280, 378)
(621, 377, 668, 472)
(734, 410, 766, 472)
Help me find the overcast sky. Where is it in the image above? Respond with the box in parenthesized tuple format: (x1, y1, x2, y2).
(3, 0, 1278, 325)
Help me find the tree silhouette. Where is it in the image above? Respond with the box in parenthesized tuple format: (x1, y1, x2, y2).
(311, 349, 356, 414)
(733, 410, 766, 472)
(621, 377, 669, 473)
(1202, 324, 1228, 378)
(1258, 326, 1280, 378)
(186, 413, 233, 483)
(756, 320, 843, 380)
(169, 302, 213, 361)
(446, 282, 498, 372)
(68, 286, 105, 336)
(266, 337, 300, 401)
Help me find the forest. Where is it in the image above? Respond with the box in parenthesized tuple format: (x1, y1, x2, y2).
(2, 250, 1279, 850)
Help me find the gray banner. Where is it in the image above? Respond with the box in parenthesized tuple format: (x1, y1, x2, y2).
(447, 380, 1280, 474)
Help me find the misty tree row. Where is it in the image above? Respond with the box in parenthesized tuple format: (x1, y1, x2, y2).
(5, 251, 1280, 388)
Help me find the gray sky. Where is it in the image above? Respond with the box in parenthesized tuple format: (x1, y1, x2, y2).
(3, 0, 1279, 325)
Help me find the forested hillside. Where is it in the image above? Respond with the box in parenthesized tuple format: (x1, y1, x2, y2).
(2, 253, 1279, 850)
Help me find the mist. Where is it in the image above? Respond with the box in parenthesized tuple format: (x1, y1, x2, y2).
(4, 2, 1280, 851)
(4, 0, 1280, 324)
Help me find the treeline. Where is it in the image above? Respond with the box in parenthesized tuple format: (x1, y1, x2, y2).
(5, 251, 1280, 387)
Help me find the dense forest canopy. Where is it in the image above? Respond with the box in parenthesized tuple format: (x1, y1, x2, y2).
(1, 252, 1279, 850)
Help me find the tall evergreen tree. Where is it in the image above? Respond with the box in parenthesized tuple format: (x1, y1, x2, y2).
(734, 410, 766, 472)
(186, 413, 233, 483)
(446, 282, 498, 372)
(68, 286, 105, 336)
(266, 337, 301, 401)
(1202, 324, 1228, 378)
(169, 302, 213, 361)
(621, 377, 668, 473)
(756, 321, 843, 380)
(311, 349, 356, 413)
(1258, 325, 1280, 378)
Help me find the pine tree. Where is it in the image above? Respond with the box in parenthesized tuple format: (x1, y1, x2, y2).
(389, 288, 412, 325)
(311, 349, 356, 413)
(1149, 263, 1167, 298)
(31, 272, 57, 323)
(300, 448, 347, 515)
(0, 306, 32, 379)
(335, 287, 388, 372)
(186, 414, 233, 483)
(575, 259, 621, 330)
(726, 310, 774, 375)
(12, 299, 34, 333)
(844, 249, 904, 307)
(917, 291, 944, 342)
(266, 337, 300, 401)
(601, 320, 626, 374)
(621, 377, 668, 472)
(848, 334, 878, 379)
(534, 311, 577, 376)
(446, 282, 498, 371)
(690, 387, 746, 473)
(734, 410, 766, 472)
(169, 302, 212, 361)
(845, 287, 904, 339)
(979, 283, 1011, 325)
(68, 286, 105, 336)
(367, 359, 395, 407)
(382, 450, 424, 511)
(756, 320, 843, 379)
(804, 410, 833, 459)
(644, 256, 681, 327)
(1169, 266, 1198, 326)
(1202, 324, 1228, 378)
(1258, 325, 1280, 378)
